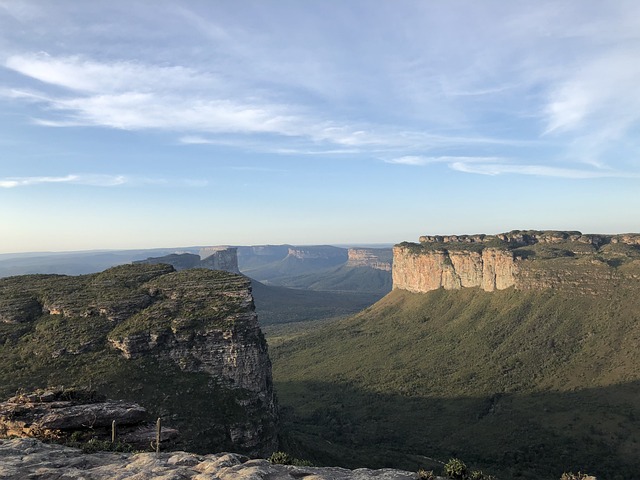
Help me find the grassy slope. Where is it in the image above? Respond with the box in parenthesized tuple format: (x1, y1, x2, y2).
(269, 284, 640, 479)
(267, 265, 392, 294)
(251, 280, 383, 325)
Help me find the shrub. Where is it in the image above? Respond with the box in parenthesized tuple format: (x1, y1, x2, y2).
(560, 473, 592, 480)
(471, 471, 496, 480)
(267, 451, 313, 467)
(418, 469, 436, 480)
(444, 458, 468, 479)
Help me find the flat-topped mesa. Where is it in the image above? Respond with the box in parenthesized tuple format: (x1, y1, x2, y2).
(394, 230, 640, 294)
(199, 246, 240, 273)
(135, 247, 240, 274)
(346, 248, 393, 271)
(418, 230, 640, 247)
(286, 246, 347, 261)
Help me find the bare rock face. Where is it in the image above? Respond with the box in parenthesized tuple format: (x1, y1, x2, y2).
(394, 230, 640, 294)
(286, 246, 348, 261)
(393, 247, 516, 293)
(346, 248, 393, 271)
(135, 247, 241, 274)
(200, 247, 241, 274)
(0, 438, 426, 480)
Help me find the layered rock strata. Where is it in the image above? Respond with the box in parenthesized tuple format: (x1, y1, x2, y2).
(346, 248, 393, 271)
(393, 247, 516, 293)
(394, 230, 640, 294)
(135, 247, 240, 274)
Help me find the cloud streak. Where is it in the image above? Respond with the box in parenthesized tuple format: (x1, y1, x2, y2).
(0, 174, 208, 188)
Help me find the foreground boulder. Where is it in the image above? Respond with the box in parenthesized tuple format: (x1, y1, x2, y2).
(0, 387, 178, 450)
(0, 438, 422, 480)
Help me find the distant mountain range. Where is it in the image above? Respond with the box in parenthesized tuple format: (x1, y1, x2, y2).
(0, 244, 394, 326)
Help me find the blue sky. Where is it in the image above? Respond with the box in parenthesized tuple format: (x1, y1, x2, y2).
(1, 0, 639, 253)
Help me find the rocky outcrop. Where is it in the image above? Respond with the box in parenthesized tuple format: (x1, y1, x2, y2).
(393, 247, 516, 293)
(0, 388, 178, 450)
(346, 248, 393, 271)
(134, 253, 201, 270)
(135, 247, 240, 274)
(0, 438, 424, 480)
(394, 230, 640, 294)
(200, 247, 240, 273)
(0, 264, 278, 456)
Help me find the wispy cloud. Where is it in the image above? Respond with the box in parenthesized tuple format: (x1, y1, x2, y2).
(0, 174, 125, 188)
(385, 155, 635, 179)
(0, 174, 208, 188)
(386, 155, 505, 166)
(450, 161, 632, 179)
(2, 53, 528, 156)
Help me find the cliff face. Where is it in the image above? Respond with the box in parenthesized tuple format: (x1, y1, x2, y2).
(286, 246, 348, 261)
(346, 248, 393, 271)
(135, 247, 240, 274)
(394, 230, 640, 294)
(0, 264, 277, 456)
(200, 247, 241, 274)
(393, 247, 516, 293)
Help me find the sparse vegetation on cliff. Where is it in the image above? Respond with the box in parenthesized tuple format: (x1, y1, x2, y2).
(0, 264, 278, 456)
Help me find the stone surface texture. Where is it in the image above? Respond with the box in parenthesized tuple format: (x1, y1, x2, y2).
(0, 438, 427, 480)
(346, 248, 393, 271)
(394, 230, 640, 294)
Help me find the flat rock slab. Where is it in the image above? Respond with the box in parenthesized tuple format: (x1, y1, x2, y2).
(0, 438, 426, 480)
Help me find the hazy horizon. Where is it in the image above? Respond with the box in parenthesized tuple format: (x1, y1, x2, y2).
(2, 1, 639, 253)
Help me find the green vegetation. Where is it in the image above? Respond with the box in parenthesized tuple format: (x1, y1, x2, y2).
(267, 451, 313, 466)
(0, 264, 268, 455)
(560, 473, 592, 480)
(252, 280, 384, 325)
(268, 284, 640, 479)
(444, 458, 469, 479)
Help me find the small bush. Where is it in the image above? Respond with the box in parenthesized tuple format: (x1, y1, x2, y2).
(418, 469, 436, 480)
(268, 451, 294, 465)
(560, 473, 592, 480)
(267, 451, 313, 467)
(471, 471, 496, 480)
(444, 458, 468, 479)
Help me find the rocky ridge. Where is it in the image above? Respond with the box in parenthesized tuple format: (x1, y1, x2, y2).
(0, 438, 423, 480)
(134, 247, 240, 274)
(0, 388, 178, 450)
(0, 264, 277, 456)
(394, 230, 640, 294)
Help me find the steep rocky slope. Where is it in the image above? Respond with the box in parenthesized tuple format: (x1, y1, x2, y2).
(0, 264, 277, 456)
(394, 230, 640, 294)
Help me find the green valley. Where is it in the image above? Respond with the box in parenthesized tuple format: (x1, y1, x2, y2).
(269, 278, 640, 479)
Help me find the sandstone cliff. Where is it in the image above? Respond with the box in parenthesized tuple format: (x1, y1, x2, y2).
(0, 264, 277, 456)
(346, 248, 393, 271)
(394, 230, 640, 294)
(134, 247, 240, 274)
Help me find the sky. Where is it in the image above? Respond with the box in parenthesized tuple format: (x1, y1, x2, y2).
(1, 0, 639, 253)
